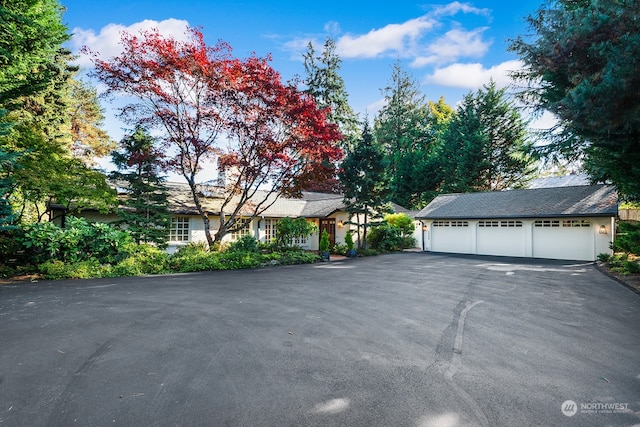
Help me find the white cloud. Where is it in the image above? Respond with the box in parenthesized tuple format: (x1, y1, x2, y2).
(335, 15, 437, 58)
(424, 59, 523, 89)
(70, 18, 191, 68)
(282, 1, 492, 63)
(431, 1, 491, 18)
(411, 27, 490, 67)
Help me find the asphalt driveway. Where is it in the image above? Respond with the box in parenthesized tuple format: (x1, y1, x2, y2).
(1, 253, 639, 426)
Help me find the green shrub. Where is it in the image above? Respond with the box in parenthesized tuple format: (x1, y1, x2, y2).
(319, 229, 330, 253)
(613, 222, 640, 255)
(226, 235, 259, 253)
(367, 224, 403, 252)
(275, 218, 317, 249)
(331, 242, 347, 255)
(19, 217, 132, 265)
(38, 259, 107, 280)
(344, 231, 354, 251)
(170, 250, 223, 272)
(112, 244, 170, 276)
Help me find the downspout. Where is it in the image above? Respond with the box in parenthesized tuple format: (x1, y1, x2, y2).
(420, 221, 425, 251)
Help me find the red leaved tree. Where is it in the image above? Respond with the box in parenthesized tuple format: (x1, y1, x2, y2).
(86, 27, 342, 246)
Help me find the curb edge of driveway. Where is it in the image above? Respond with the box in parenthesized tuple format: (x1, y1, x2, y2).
(594, 262, 640, 296)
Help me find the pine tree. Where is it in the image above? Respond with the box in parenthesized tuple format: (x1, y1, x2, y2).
(374, 61, 443, 208)
(110, 126, 170, 248)
(340, 119, 390, 249)
(303, 37, 359, 144)
(440, 81, 536, 193)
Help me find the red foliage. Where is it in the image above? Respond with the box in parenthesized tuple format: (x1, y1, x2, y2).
(85, 26, 343, 242)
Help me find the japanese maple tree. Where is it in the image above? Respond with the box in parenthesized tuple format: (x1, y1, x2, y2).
(86, 26, 342, 246)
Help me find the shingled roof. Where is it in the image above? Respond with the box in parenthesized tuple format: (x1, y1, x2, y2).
(416, 185, 618, 220)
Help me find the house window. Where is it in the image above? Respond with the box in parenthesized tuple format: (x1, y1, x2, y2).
(264, 219, 278, 241)
(170, 216, 190, 242)
(231, 217, 252, 240)
(562, 219, 591, 227)
(534, 220, 560, 227)
(292, 235, 307, 246)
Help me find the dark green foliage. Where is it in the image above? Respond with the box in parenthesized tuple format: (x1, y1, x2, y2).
(18, 217, 132, 265)
(0, 146, 19, 229)
(0, 0, 70, 108)
(373, 64, 451, 209)
(110, 126, 170, 248)
(440, 81, 536, 193)
(340, 119, 390, 248)
(367, 224, 403, 253)
(599, 253, 640, 276)
(612, 222, 640, 256)
(509, 0, 640, 200)
(303, 37, 359, 143)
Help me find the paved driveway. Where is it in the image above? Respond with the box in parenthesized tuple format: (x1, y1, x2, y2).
(1, 253, 639, 426)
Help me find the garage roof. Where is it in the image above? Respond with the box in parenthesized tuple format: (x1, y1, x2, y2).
(416, 185, 618, 220)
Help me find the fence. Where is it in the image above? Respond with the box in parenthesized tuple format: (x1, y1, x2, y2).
(619, 209, 640, 221)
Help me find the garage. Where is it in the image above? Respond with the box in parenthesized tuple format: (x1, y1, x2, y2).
(417, 185, 617, 261)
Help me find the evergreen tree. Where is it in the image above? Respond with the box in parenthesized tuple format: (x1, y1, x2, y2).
(509, 0, 640, 200)
(374, 61, 444, 208)
(110, 126, 170, 248)
(340, 119, 390, 249)
(1, 1, 116, 222)
(303, 37, 359, 143)
(440, 81, 536, 193)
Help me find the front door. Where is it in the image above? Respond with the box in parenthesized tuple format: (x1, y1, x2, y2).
(319, 219, 336, 248)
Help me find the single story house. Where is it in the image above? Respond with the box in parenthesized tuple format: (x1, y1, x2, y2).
(415, 184, 617, 261)
(52, 181, 412, 254)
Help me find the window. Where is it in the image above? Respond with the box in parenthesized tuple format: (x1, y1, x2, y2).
(231, 217, 252, 240)
(479, 220, 523, 227)
(169, 216, 190, 242)
(264, 219, 278, 241)
(562, 219, 591, 227)
(534, 220, 560, 227)
(433, 220, 468, 227)
(292, 235, 307, 246)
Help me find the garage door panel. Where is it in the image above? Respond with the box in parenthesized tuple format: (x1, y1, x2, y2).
(477, 223, 526, 257)
(533, 219, 594, 261)
(432, 221, 472, 254)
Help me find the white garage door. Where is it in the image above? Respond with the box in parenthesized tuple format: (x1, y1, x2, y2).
(477, 220, 526, 257)
(532, 219, 594, 261)
(431, 220, 472, 254)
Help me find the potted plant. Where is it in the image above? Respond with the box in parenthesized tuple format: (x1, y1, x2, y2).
(344, 231, 357, 257)
(319, 229, 330, 262)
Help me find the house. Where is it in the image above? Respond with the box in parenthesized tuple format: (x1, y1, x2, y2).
(415, 184, 617, 261)
(52, 181, 382, 254)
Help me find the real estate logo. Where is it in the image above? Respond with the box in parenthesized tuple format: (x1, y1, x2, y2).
(561, 400, 578, 417)
(561, 400, 630, 417)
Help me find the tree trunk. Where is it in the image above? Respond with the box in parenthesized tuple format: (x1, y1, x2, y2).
(186, 178, 215, 248)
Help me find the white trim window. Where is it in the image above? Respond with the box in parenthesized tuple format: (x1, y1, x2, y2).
(231, 217, 252, 240)
(264, 219, 278, 242)
(169, 216, 190, 242)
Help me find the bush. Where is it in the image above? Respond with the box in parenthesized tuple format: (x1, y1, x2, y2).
(18, 217, 132, 265)
(331, 243, 348, 255)
(111, 244, 170, 276)
(226, 235, 259, 253)
(367, 224, 403, 252)
(319, 229, 330, 253)
(39, 259, 108, 280)
(613, 222, 640, 255)
(600, 252, 640, 276)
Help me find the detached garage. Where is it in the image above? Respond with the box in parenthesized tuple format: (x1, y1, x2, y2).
(416, 185, 617, 261)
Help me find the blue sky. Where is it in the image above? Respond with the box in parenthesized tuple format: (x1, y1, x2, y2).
(61, 0, 548, 179)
